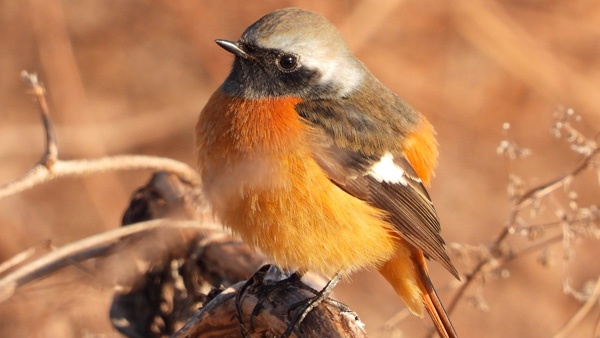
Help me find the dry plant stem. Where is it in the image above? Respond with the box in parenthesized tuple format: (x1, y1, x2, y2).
(21, 71, 58, 167)
(0, 219, 219, 302)
(173, 273, 368, 338)
(0, 155, 200, 200)
(594, 313, 600, 338)
(429, 145, 600, 338)
(0, 240, 50, 277)
(423, 235, 563, 338)
(515, 148, 600, 208)
(552, 277, 600, 338)
(453, 0, 600, 119)
(443, 225, 509, 316)
(1, 71, 200, 199)
(506, 234, 563, 262)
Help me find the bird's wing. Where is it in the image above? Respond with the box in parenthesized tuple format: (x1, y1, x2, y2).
(296, 100, 459, 279)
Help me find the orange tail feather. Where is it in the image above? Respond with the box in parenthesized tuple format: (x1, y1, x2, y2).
(421, 271, 457, 338)
(378, 243, 458, 338)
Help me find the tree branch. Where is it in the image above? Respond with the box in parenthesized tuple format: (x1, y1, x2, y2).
(445, 140, 600, 316)
(552, 277, 600, 338)
(173, 266, 368, 338)
(21, 71, 58, 167)
(515, 148, 600, 209)
(421, 123, 600, 338)
(0, 219, 218, 302)
(0, 71, 200, 201)
(0, 155, 200, 200)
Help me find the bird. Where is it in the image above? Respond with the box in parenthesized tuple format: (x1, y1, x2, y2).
(195, 7, 459, 338)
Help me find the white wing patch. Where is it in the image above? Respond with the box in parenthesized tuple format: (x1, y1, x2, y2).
(368, 153, 408, 185)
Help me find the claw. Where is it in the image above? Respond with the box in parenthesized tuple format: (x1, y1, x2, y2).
(235, 265, 272, 336)
(280, 273, 342, 338)
(249, 271, 301, 328)
(236, 267, 345, 338)
(236, 265, 304, 335)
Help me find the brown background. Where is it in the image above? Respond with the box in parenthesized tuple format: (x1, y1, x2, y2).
(1, 0, 599, 337)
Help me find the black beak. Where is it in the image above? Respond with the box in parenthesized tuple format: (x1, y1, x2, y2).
(215, 39, 249, 59)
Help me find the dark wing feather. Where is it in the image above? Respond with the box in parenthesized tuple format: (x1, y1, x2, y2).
(298, 99, 459, 279)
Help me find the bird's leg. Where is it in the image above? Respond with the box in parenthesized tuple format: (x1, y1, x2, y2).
(286, 277, 350, 312)
(280, 272, 342, 338)
(235, 265, 306, 334)
(235, 265, 272, 337)
(248, 270, 304, 329)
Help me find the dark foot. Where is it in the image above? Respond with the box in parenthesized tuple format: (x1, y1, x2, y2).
(235, 265, 304, 336)
(249, 270, 303, 329)
(280, 273, 342, 338)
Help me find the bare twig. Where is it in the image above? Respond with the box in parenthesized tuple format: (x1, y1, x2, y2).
(0, 72, 201, 200)
(505, 234, 563, 263)
(453, 0, 600, 121)
(438, 231, 562, 315)
(0, 219, 219, 303)
(594, 312, 600, 338)
(515, 148, 600, 209)
(445, 144, 600, 315)
(0, 240, 51, 277)
(552, 277, 600, 338)
(0, 155, 200, 200)
(21, 71, 58, 167)
(418, 128, 600, 338)
(443, 227, 508, 317)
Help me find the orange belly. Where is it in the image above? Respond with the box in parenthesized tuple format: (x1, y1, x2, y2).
(196, 90, 397, 276)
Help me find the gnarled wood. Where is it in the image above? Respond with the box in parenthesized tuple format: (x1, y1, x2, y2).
(173, 265, 368, 338)
(111, 172, 368, 338)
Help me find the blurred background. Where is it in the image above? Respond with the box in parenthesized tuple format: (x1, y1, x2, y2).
(1, 0, 599, 337)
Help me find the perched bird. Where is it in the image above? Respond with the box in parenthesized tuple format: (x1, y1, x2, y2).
(196, 7, 459, 337)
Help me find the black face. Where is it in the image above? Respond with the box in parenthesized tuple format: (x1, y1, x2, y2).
(220, 42, 337, 99)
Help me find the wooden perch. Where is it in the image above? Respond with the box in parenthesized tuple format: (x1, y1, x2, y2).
(109, 225, 267, 338)
(173, 265, 368, 338)
(111, 172, 268, 337)
(111, 172, 369, 338)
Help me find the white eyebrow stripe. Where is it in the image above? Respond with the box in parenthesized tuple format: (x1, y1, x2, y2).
(256, 36, 363, 96)
(368, 153, 408, 185)
(301, 55, 363, 96)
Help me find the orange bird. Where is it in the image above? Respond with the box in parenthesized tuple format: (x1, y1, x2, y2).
(196, 8, 459, 337)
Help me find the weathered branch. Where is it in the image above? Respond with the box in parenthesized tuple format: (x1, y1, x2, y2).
(515, 148, 600, 209)
(109, 222, 267, 338)
(110, 171, 366, 338)
(173, 265, 368, 338)
(0, 240, 50, 276)
(0, 71, 201, 201)
(21, 71, 58, 167)
(444, 140, 600, 317)
(0, 155, 201, 200)
(552, 277, 600, 338)
(0, 219, 217, 302)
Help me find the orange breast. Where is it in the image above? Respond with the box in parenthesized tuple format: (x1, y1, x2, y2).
(195, 90, 397, 276)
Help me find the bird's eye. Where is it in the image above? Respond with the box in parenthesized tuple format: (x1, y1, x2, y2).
(278, 54, 298, 71)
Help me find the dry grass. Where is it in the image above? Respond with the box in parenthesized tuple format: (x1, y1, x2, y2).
(0, 0, 599, 337)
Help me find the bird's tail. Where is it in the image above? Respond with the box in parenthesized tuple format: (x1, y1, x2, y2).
(378, 246, 457, 338)
(420, 268, 457, 338)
